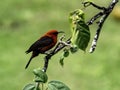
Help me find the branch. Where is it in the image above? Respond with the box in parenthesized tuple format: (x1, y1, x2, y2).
(83, 0, 119, 53)
(42, 36, 71, 72)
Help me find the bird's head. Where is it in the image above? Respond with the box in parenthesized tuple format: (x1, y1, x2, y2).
(46, 30, 64, 36)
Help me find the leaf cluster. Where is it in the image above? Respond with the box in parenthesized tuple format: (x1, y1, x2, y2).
(23, 68, 70, 90)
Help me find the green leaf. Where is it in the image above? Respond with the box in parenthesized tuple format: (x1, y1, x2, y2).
(70, 45, 78, 53)
(59, 56, 64, 67)
(35, 87, 41, 90)
(59, 49, 69, 67)
(47, 84, 58, 90)
(23, 84, 36, 90)
(63, 49, 69, 57)
(33, 68, 48, 83)
(69, 9, 90, 51)
(48, 81, 70, 90)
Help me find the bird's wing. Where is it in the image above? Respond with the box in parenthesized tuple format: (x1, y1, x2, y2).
(27, 36, 53, 52)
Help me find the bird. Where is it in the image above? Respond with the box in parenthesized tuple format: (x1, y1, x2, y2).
(25, 30, 64, 69)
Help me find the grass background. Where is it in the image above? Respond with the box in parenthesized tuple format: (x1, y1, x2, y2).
(0, 0, 120, 90)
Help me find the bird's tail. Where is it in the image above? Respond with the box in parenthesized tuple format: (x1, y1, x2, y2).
(25, 56, 33, 69)
(25, 51, 39, 69)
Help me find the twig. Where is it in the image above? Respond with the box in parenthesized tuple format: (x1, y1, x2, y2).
(83, 0, 119, 53)
(42, 37, 71, 72)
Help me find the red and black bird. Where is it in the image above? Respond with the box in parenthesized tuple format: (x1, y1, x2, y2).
(25, 30, 63, 69)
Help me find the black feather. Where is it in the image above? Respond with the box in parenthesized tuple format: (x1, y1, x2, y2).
(26, 36, 53, 53)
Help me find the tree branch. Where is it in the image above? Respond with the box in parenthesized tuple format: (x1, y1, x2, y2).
(42, 37, 71, 72)
(84, 0, 119, 53)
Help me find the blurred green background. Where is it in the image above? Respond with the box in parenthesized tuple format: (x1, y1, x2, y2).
(0, 0, 120, 90)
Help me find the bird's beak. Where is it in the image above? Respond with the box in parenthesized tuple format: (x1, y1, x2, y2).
(58, 31, 64, 33)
